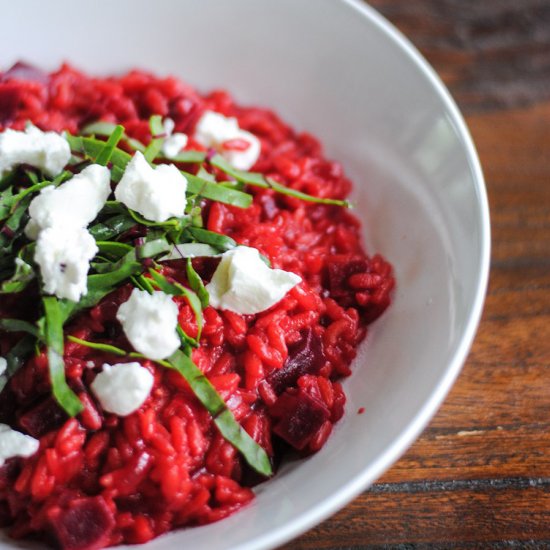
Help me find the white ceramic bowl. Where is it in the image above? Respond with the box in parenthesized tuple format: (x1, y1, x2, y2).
(1, 1, 490, 549)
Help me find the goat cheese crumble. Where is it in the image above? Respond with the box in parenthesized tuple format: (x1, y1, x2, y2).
(161, 118, 189, 159)
(116, 288, 181, 360)
(206, 246, 302, 315)
(34, 226, 98, 302)
(26, 163, 111, 237)
(115, 151, 187, 222)
(0, 125, 70, 178)
(91, 362, 154, 416)
(0, 424, 40, 467)
(194, 110, 260, 171)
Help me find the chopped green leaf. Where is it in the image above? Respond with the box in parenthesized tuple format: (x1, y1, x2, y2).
(0, 318, 39, 338)
(184, 172, 253, 208)
(186, 226, 237, 252)
(81, 121, 146, 152)
(89, 214, 136, 241)
(186, 258, 209, 309)
(148, 269, 203, 340)
(161, 150, 206, 164)
(211, 154, 350, 207)
(42, 297, 83, 416)
(0, 335, 36, 391)
(210, 155, 269, 188)
(95, 125, 124, 166)
(166, 350, 272, 477)
(161, 242, 219, 261)
(268, 178, 350, 207)
(0, 257, 34, 294)
(143, 115, 165, 163)
(66, 335, 127, 356)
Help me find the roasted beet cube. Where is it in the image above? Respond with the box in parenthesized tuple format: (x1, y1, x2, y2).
(267, 329, 325, 395)
(17, 397, 68, 438)
(327, 256, 369, 298)
(0, 85, 19, 125)
(270, 388, 330, 451)
(47, 496, 115, 550)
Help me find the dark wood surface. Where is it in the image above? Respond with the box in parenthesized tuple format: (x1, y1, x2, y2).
(280, 1, 550, 548)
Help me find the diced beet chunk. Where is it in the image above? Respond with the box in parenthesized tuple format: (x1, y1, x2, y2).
(267, 329, 325, 394)
(0, 85, 19, 125)
(47, 496, 115, 550)
(18, 397, 68, 438)
(270, 389, 330, 451)
(0, 62, 49, 84)
(327, 256, 369, 298)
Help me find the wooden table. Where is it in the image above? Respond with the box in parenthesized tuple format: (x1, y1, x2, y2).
(281, 1, 550, 547)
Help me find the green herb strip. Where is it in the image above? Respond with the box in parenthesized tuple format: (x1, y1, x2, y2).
(81, 121, 146, 153)
(167, 350, 272, 477)
(162, 243, 219, 261)
(42, 297, 83, 416)
(144, 115, 165, 163)
(67, 335, 127, 357)
(148, 269, 203, 341)
(164, 150, 206, 164)
(0, 257, 34, 294)
(0, 318, 39, 338)
(184, 172, 252, 209)
(186, 226, 237, 251)
(186, 258, 210, 309)
(95, 125, 124, 166)
(89, 214, 136, 241)
(0, 335, 36, 392)
(210, 154, 350, 207)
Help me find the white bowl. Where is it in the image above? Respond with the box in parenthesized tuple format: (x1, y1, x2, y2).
(1, 0, 490, 549)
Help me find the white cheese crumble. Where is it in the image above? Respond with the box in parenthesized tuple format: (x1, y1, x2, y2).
(0, 125, 70, 178)
(206, 246, 301, 315)
(0, 424, 40, 467)
(116, 288, 180, 360)
(34, 226, 98, 302)
(161, 118, 189, 159)
(27, 164, 111, 235)
(194, 110, 261, 171)
(114, 151, 187, 222)
(91, 362, 154, 417)
(0, 357, 6, 376)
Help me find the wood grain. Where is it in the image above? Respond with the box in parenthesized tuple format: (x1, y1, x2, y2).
(279, 2, 550, 548)
(368, 0, 550, 113)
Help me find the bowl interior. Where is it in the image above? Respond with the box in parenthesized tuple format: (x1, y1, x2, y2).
(0, 1, 489, 549)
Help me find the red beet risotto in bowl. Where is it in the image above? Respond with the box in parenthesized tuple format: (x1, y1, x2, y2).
(0, 63, 394, 549)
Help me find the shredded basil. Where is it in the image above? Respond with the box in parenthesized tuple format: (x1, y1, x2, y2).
(148, 269, 203, 341)
(186, 226, 237, 251)
(66, 336, 127, 357)
(89, 214, 136, 241)
(166, 350, 272, 476)
(186, 258, 209, 309)
(42, 297, 83, 416)
(162, 242, 219, 261)
(0, 257, 34, 294)
(210, 154, 350, 207)
(162, 150, 206, 164)
(144, 115, 165, 163)
(82, 121, 146, 152)
(95, 125, 124, 166)
(0, 318, 39, 338)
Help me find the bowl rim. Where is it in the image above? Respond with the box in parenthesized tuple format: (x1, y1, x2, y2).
(238, 1, 491, 549)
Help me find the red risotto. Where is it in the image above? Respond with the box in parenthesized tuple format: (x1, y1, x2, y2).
(0, 63, 394, 549)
